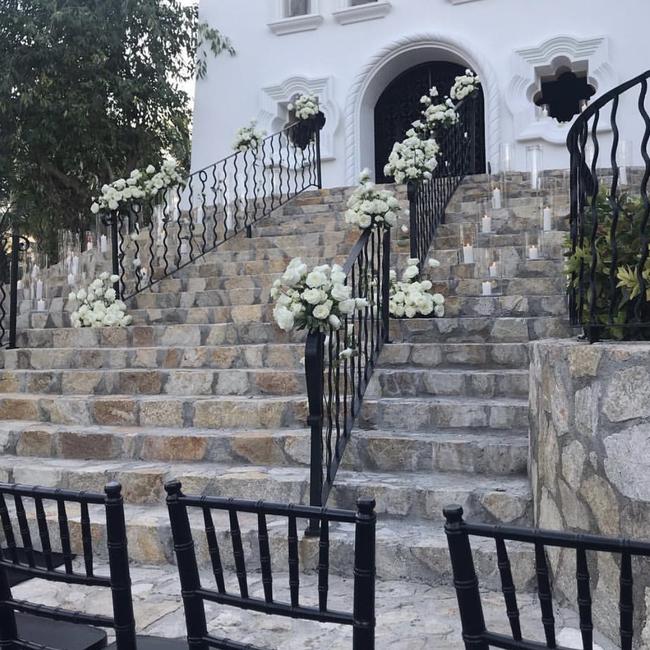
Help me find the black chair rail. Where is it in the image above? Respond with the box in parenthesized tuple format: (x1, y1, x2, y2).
(566, 68, 650, 342)
(443, 505, 650, 650)
(165, 480, 376, 650)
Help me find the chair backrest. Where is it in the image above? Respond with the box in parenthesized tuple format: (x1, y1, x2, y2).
(0, 481, 137, 649)
(164, 480, 376, 650)
(443, 505, 650, 650)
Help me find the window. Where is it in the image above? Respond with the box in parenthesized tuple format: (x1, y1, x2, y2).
(286, 0, 310, 16)
(534, 68, 596, 123)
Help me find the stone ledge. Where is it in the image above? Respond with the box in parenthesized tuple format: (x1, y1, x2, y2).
(267, 13, 324, 36)
(332, 1, 391, 25)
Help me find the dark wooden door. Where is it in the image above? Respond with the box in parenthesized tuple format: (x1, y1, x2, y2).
(374, 61, 485, 183)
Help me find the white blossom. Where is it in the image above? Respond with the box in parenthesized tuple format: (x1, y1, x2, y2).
(232, 120, 267, 152)
(70, 274, 131, 329)
(290, 93, 320, 121)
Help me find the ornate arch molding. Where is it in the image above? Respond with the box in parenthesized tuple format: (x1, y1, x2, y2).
(344, 32, 500, 184)
(507, 35, 616, 144)
(258, 75, 339, 160)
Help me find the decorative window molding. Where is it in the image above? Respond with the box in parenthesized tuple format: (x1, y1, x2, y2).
(448, 0, 484, 4)
(506, 35, 616, 144)
(333, 1, 391, 25)
(258, 76, 339, 161)
(268, 0, 322, 35)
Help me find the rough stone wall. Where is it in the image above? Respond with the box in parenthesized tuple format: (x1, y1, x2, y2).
(530, 340, 650, 647)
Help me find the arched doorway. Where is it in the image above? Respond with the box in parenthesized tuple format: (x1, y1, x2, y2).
(374, 61, 486, 183)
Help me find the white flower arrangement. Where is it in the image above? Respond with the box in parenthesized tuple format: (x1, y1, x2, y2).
(389, 258, 445, 318)
(450, 70, 480, 102)
(68, 273, 132, 328)
(344, 169, 401, 231)
(271, 258, 367, 333)
(288, 93, 320, 121)
(421, 97, 459, 130)
(384, 129, 440, 184)
(232, 120, 267, 152)
(91, 158, 184, 214)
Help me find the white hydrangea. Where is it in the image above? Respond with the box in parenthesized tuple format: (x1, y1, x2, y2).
(271, 258, 365, 333)
(344, 169, 401, 231)
(90, 158, 184, 215)
(450, 70, 480, 102)
(384, 130, 440, 184)
(232, 120, 267, 152)
(388, 259, 445, 319)
(288, 93, 320, 121)
(69, 274, 132, 328)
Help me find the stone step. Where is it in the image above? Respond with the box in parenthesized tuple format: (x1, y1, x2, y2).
(3, 343, 305, 371)
(443, 294, 566, 318)
(0, 367, 307, 397)
(132, 287, 273, 310)
(0, 456, 531, 525)
(450, 277, 566, 296)
(156, 271, 298, 294)
(359, 396, 528, 431)
(379, 342, 530, 369)
(433, 230, 566, 251)
(0, 422, 527, 476)
(390, 316, 574, 343)
(367, 368, 529, 398)
(199, 229, 356, 252)
(426, 258, 563, 282)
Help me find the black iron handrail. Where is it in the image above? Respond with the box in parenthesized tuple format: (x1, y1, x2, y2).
(567, 69, 650, 342)
(408, 96, 477, 266)
(105, 119, 324, 301)
(0, 227, 30, 350)
(304, 225, 391, 528)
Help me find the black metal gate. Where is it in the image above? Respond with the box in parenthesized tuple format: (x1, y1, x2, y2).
(374, 61, 486, 183)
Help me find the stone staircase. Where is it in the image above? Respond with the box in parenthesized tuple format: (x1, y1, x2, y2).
(0, 174, 572, 591)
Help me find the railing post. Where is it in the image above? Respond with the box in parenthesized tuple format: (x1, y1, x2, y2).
(315, 128, 323, 190)
(353, 497, 376, 650)
(305, 329, 325, 536)
(109, 210, 121, 299)
(104, 482, 137, 650)
(443, 506, 489, 650)
(381, 227, 391, 343)
(407, 181, 418, 260)
(8, 229, 20, 350)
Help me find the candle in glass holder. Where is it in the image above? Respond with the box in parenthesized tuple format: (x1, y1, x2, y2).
(36, 280, 43, 300)
(543, 206, 552, 232)
(491, 187, 502, 210)
(86, 235, 93, 251)
(17, 280, 23, 291)
(100, 234, 108, 253)
(68, 273, 75, 286)
(463, 244, 474, 264)
(37, 299, 46, 312)
(528, 245, 539, 260)
(481, 214, 492, 234)
(481, 281, 492, 296)
(489, 262, 498, 278)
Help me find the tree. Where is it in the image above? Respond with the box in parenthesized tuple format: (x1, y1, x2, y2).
(0, 0, 233, 256)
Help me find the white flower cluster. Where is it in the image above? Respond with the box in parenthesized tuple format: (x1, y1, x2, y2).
(69, 273, 132, 328)
(384, 129, 440, 184)
(450, 70, 480, 102)
(91, 159, 184, 214)
(288, 93, 320, 121)
(420, 96, 459, 130)
(345, 169, 401, 230)
(271, 258, 368, 333)
(232, 120, 267, 152)
(389, 258, 445, 318)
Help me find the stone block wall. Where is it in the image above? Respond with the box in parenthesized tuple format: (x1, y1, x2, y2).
(530, 340, 650, 647)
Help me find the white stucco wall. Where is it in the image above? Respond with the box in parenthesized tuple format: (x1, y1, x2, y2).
(192, 0, 649, 188)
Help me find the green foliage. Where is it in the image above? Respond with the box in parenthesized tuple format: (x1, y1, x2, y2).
(0, 0, 233, 257)
(565, 190, 650, 339)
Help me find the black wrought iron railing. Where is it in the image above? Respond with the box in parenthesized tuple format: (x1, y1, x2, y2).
(105, 121, 323, 300)
(567, 69, 650, 342)
(408, 96, 477, 266)
(0, 226, 30, 350)
(304, 226, 391, 527)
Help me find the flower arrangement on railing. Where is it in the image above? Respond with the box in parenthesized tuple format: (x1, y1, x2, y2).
(288, 93, 326, 150)
(389, 258, 445, 318)
(344, 169, 401, 230)
(90, 159, 184, 214)
(68, 272, 132, 328)
(565, 191, 650, 339)
(418, 88, 459, 133)
(232, 120, 267, 152)
(450, 70, 480, 102)
(384, 129, 440, 184)
(271, 258, 367, 333)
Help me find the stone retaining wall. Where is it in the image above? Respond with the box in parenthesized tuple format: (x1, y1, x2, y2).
(530, 339, 650, 647)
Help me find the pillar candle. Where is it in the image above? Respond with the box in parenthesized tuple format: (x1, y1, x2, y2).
(528, 245, 539, 260)
(36, 299, 46, 312)
(481, 281, 492, 296)
(481, 215, 492, 234)
(100, 234, 108, 253)
(36, 280, 43, 300)
(491, 187, 502, 210)
(543, 207, 552, 232)
(489, 262, 498, 278)
(463, 244, 474, 264)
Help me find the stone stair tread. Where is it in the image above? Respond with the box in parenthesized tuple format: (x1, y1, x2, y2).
(363, 395, 527, 406)
(374, 367, 528, 376)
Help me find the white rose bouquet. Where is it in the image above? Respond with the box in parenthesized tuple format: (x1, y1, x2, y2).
(384, 129, 440, 184)
(389, 258, 445, 318)
(91, 158, 185, 214)
(271, 258, 368, 333)
(450, 70, 480, 102)
(345, 169, 401, 230)
(69, 273, 132, 328)
(288, 93, 320, 121)
(232, 120, 267, 152)
(421, 97, 459, 131)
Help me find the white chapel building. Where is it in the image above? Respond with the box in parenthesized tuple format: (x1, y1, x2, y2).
(192, 0, 648, 187)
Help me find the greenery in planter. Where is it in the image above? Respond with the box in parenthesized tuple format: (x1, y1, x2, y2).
(565, 189, 650, 339)
(0, 0, 233, 259)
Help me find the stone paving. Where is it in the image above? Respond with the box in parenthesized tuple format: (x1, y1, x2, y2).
(12, 564, 613, 649)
